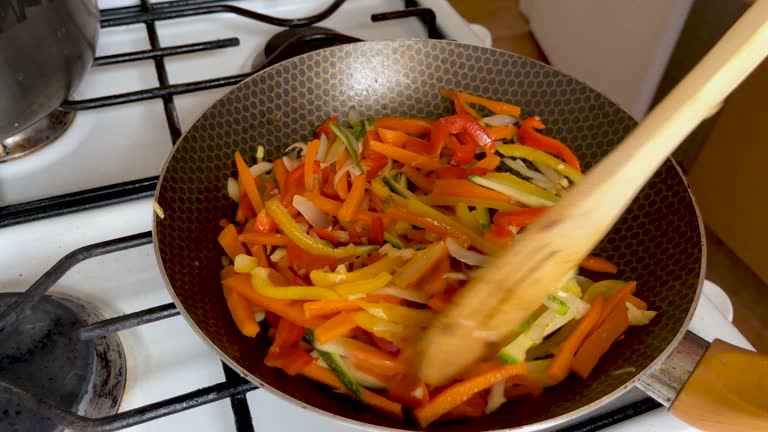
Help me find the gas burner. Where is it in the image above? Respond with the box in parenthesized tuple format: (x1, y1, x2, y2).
(0, 293, 125, 432)
(0, 110, 75, 163)
(254, 26, 362, 70)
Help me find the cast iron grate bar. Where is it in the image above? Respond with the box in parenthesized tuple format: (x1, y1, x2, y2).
(93, 38, 240, 67)
(80, 303, 180, 340)
(100, 0, 232, 19)
(223, 363, 256, 432)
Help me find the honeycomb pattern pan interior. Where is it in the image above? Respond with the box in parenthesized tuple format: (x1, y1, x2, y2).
(154, 40, 703, 431)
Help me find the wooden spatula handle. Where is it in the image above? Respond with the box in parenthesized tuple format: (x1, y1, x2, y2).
(670, 339, 768, 431)
(419, 0, 768, 384)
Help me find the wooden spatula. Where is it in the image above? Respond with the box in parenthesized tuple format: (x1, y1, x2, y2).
(418, 0, 768, 385)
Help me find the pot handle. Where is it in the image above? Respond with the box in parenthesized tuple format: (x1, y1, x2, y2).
(669, 338, 768, 432)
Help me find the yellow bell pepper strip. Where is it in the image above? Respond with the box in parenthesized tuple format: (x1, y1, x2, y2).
(418, 195, 522, 210)
(250, 267, 339, 300)
(455, 203, 481, 233)
(469, 172, 558, 207)
(222, 284, 261, 337)
(265, 200, 371, 258)
(332, 273, 393, 297)
(391, 241, 449, 288)
(383, 205, 470, 247)
(373, 117, 433, 136)
(368, 140, 442, 170)
(351, 311, 406, 343)
(401, 166, 435, 193)
(430, 113, 496, 163)
(518, 117, 581, 170)
(329, 122, 365, 173)
(356, 302, 435, 327)
(496, 144, 583, 183)
(453, 91, 522, 117)
(310, 255, 403, 286)
(373, 176, 500, 255)
(234, 150, 265, 213)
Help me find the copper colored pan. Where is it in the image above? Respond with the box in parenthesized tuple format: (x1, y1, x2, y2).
(153, 40, 704, 431)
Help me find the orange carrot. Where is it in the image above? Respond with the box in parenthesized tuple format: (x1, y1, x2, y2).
(304, 191, 342, 216)
(273, 158, 288, 193)
(239, 233, 291, 246)
(546, 296, 604, 384)
(304, 139, 321, 191)
(373, 117, 433, 136)
(431, 178, 513, 202)
(472, 154, 501, 170)
(303, 295, 401, 319)
(572, 300, 630, 379)
(265, 347, 314, 376)
(485, 125, 517, 140)
(441, 393, 486, 420)
(273, 316, 305, 348)
(300, 363, 404, 419)
(580, 255, 618, 274)
(338, 174, 366, 223)
(386, 374, 430, 407)
(218, 224, 247, 260)
(377, 128, 410, 147)
(414, 363, 527, 427)
(339, 337, 405, 376)
(223, 285, 261, 337)
(335, 150, 350, 199)
(218, 218, 230, 228)
(627, 295, 648, 310)
(235, 191, 256, 224)
(222, 274, 324, 328)
(455, 92, 522, 117)
(248, 243, 270, 268)
(592, 281, 636, 332)
(234, 151, 265, 213)
(314, 312, 357, 344)
(401, 166, 435, 193)
(220, 265, 237, 281)
(368, 141, 442, 170)
(449, 91, 481, 119)
(384, 205, 470, 247)
(423, 256, 450, 295)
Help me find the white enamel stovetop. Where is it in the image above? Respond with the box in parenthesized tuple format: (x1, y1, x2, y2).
(0, 1, 754, 431)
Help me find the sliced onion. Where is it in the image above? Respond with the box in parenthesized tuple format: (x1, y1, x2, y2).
(533, 161, 563, 185)
(253, 310, 266, 322)
(249, 161, 273, 178)
(270, 247, 287, 263)
(293, 195, 331, 228)
(347, 106, 362, 127)
(334, 159, 362, 186)
(375, 287, 429, 304)
(295, 223, 310, 233)
(482, 114, 518, 127)
(446, 238, 491, 267)
(317, 133, 330, 162)
(485, 380, 507, 414)
(284, 142, 307, 158)
(442, 272, 468, 281)
(324, 138, 346, 164)
(379, 244, 417, 259)
(256, 145, 265, 163)
(503, 158, 552, 184)
(282, 156, 299, 171)
(331, 230, 350, 243)
(226, 177, 240, 202)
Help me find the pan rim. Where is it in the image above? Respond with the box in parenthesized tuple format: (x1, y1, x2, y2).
(151, 39, 706, 431)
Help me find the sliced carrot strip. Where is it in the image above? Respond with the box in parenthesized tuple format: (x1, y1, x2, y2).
(303, 295, 401, 319)
(627, 295, 648, 310)
(572, 299, 630, 379)
(546, 296, 604, 385)
(300, 363, 404, 419)
(273, 316, 305, 348)
(377, 128, 410, 147)
(304, 139, 321, 191)
(265, 347, 314, 376)
(223, 284, 261, 337)
(593, 281, 636, 332)
(384, 205, 470, 247)
(455, 92, 522, 117)
(239, 233, 291, 246)
(220, 265, 237, 281)
(414, 363, 527, 428)
(248, 243, 270, 268)
(314, 312, 357, 344)
(341, 337, 406, 376)
(369, 141, 442, 171)
(401, 166, 435, 193)
(304, 191, 342, 216)
(485, 125, 517, 140)
(373, 117, 433, 136)
(581, 255, 619, 274)
(234, 151, 265, 213)
(273, 158, 288, 193)
(218, 224, 247, 260)
(222, 274, 323, 328)
(338, 174, 366, 223)
(472, 154, 501, 170)
(432, 179, 513, 202)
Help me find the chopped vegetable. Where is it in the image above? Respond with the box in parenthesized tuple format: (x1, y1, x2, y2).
(572, 300, 630, 378)
(580, 255, 619, 274)
(223, 284, 261, 337)
(517, 117, 581, 170)
(470, 172, 558, 207)
(497, 144, 583, 183)
(329, 123, 365, 173)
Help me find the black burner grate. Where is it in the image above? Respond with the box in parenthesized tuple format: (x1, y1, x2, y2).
(0, 0, 443, 228)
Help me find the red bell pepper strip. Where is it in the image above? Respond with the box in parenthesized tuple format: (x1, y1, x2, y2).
(493, 207, 548, 227)
(429, 113, 496, 164)
(315, 117, 339, 141)
(518, 117, 581, 170)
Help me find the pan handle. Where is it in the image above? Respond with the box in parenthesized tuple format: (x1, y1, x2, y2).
(669, 338, 768, 431)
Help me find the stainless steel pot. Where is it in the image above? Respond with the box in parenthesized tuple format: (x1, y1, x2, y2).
(0, 0, 100, 139)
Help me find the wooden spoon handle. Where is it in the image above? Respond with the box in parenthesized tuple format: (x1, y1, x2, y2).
(670, 339, 768, 431)
(419, 0, 768, 384)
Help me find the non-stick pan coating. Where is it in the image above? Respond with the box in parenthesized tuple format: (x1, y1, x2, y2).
(154, 40, 703, 431)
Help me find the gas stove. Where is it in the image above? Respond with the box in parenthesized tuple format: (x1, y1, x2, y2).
(0, 1, 754, 431)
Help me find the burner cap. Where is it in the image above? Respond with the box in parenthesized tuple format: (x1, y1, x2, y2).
(0, 110, 75, 163)
(0, 294, 125, 432)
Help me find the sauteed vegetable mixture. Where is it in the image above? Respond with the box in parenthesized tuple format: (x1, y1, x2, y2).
(217, 91, 658, 427)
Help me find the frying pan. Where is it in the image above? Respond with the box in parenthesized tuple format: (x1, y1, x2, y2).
(153, 39, 704, 431)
